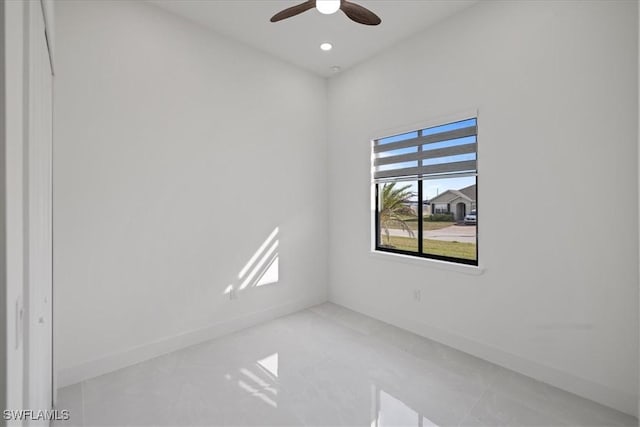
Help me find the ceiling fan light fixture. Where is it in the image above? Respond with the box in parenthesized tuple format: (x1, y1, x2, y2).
(316, 0, 340, 15)
(270, 0, 381, 26)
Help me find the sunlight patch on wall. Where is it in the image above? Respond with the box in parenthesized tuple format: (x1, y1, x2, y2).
(256, 257, 279, 287)
(239, 239, 279, 290)
(222, 227, 281, 297)
(238, 227, 279, 280)
(236, 226, 280, 291)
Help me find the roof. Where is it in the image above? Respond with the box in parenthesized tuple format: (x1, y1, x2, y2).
(429, 184, 476, 204)
(458, 184, 477, 200)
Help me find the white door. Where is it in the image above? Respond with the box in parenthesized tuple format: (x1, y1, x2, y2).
(24, 0, 53, 417)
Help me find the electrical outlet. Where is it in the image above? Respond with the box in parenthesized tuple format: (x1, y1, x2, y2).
(413, 289, 421, 302)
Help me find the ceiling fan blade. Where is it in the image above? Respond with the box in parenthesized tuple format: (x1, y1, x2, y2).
(340, 1, 381, 26)
(270, 1, 316, 22)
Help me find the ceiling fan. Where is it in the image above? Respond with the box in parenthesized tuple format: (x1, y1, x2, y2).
(270, 0, 382, 26)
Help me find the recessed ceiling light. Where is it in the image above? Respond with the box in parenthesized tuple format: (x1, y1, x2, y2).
(320, 42, 333, 51)
(330, 66, 341, 73)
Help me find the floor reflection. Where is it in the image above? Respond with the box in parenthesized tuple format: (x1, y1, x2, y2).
(55, 303, 639, 427)
(235, 352, 280, 408)
(257, 353, 279, 378)
(372, 386, 438, 427)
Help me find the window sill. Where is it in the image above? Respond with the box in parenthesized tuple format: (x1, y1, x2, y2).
(369, 250, 485, 275)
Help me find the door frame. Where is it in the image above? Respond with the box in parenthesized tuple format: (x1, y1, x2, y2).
(23, 0, 55, 412)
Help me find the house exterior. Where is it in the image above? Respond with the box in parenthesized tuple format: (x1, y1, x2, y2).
(427, 184, 476, 221)
(408, 200, 433, 216)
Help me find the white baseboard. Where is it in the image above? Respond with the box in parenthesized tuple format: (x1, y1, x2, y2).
(57, 295, 326, 388)
(329, 296, 638, 417)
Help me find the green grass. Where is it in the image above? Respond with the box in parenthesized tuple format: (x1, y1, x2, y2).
(379, 235, 477, 261)
(388, 218, 455, 231)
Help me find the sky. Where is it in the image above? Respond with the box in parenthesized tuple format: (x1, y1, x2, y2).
(376, 118, 477, 201)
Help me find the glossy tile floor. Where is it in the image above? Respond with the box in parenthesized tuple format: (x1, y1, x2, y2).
(55, 303, 637, 427)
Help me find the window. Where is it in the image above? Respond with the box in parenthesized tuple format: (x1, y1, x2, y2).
(373, 118, 478, 266)
(433, 203, 448, 214)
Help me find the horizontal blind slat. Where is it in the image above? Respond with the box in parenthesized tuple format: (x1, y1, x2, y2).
(374, 142, 476, 166)
(374, 171, 477, 184)
(374, 125, 477, 154)
(374, 160, 477, 180)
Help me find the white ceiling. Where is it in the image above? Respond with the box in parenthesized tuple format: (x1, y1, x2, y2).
(149, 0, 478, 78)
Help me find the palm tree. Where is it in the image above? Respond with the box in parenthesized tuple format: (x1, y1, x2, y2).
(379, 182, 416, 246)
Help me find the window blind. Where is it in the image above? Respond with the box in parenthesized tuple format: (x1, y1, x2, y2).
(373, 118, 477, 182)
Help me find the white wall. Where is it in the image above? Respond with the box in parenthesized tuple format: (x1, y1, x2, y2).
(328, 0, 639, 416)
(54, 0, 328, 385)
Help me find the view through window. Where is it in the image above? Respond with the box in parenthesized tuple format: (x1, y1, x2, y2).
(373, 118, 478, 265)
